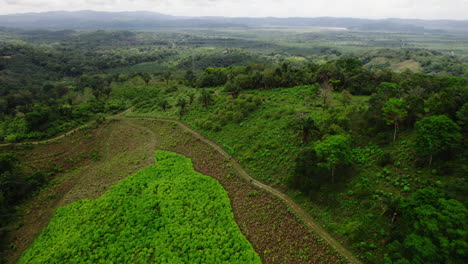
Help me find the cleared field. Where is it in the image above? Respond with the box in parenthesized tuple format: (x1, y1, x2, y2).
(19, 151, 260, 264)
(3, 118, 346, 264)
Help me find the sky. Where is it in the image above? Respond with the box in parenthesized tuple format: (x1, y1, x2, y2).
(1, 0, 467, 20)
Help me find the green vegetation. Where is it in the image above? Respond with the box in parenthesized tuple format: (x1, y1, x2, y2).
(0, 153, 48, 236)
(1, 26, 467, 263)
(19, 151, 260, 264)
(120, 60, 466, 262)
(314, 135, 352, 182)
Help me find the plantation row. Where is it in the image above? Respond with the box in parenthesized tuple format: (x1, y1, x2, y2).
(19, 151, 260, 264)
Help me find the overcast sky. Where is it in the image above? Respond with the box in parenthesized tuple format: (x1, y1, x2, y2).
(1, 0, 467, 20)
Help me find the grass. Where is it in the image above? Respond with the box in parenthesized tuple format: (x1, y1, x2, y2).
(122, 82, 465, 262)
(389, 59, 422, 72)
(126, 84, 367, 186)
(19, 151, 261, 264)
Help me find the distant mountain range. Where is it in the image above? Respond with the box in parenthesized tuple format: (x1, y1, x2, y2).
(0, 10, 467, 33)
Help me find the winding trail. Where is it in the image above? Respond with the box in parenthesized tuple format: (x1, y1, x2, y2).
(1, 111, 362, 264)
(0, 108, 134, 148)
(0, 122, 96, 147)
(126, 117, 362, 264)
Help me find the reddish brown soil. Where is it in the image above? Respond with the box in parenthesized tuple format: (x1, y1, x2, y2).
(1, 118, 348, 264)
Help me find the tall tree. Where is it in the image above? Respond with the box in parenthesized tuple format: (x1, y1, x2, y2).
(139, 73, 151, 86)
(159, 99, 169, 112)
(184, 70, 195, 86)
(199, 90, 214, 108)
(319, 80, 334, 108)
(415, 115, 462, 167)
(163, 72, 173, 86)
(177, 97, 187, 118)
(382, 98, 407, 142)
(225, 82, 241, 99)
(296, 113, 316, 145)
(340, 90, 353, 106)
(389, 187, 468, 263)
(314, 135, 352, 182)
(188, 93, 195, 104)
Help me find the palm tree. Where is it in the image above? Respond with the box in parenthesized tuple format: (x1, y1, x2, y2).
(297, 113, 316, 145)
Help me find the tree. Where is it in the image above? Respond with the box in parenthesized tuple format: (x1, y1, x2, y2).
(456, 103, 468, 133)
(340, 90, 352, 106)
(314, 135, 352, 182)
(196, 67, 228, 88)
(199, 90, 213, 108)
(177, 98, 187, 118)
(163, 72, 172, 86)
(377, 82, 400, 99)
(140, 73, 151, 86)
(260, 69, 278, 90)
(415, 115, 461, 167)
(389, 187, 468, 263)
(188, 93, 195, 104)
(159, 99, 169, 112)
(382, 98, 407, 142)
(225, 82, 240, 99)
(184, 70, 196, 86)
(232, 74, 254, 91)
(79, 74, 111, 99)
(296, 113, 316, 145)
(318, 80, 334, 108)
(25, 106, 50, 132)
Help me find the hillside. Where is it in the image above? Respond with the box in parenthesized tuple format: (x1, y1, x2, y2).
(19, 151, 261, 263)
(0, 25, 466, 264)
(1, 117, 346, 263)
(0, 11, 467, 32)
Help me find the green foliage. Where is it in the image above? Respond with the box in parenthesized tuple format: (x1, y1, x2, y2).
(111, 84, 159, 103)
(196, 67, 228, 87)
(177, 97, 188, 117)
(340, 90, 353, 106)
(382, 98, 408, 142)
(19, 151, 260, 264)
(2, 27, 467, 263)
(388, 187, 467, 264)
(351, 145, 384, 166)
(0, 101, 108, 142)
(456, 103, 468, 130)
(291, 147, 330, 192)
(296, 114, 317, 145)
(314, 134, 353, 182)
(0, 153, 47, 246)
(196, 95, 261, 130)
(414, 115, 462, 166)
(199, 90, 214, 108)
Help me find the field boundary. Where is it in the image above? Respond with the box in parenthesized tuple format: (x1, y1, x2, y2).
(0, 108, 134, 147)
(1, 112, 362, 264)
(124, 116, 362, 264)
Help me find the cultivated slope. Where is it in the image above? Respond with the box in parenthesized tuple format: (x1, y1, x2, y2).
(19, 151, 261, 264)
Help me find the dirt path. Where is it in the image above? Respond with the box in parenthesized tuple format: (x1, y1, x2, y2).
(123, 117, 362, 264)
(1, 113, 362, 264)
(0, 108, 134, 147)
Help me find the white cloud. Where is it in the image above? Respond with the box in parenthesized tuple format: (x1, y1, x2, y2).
(0, 0, 467, 20)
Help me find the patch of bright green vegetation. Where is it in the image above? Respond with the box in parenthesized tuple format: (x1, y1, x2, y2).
(182, 85, 362, 184)
(19, 151, 260, 264)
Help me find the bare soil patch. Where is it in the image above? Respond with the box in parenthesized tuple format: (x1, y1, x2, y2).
(2, 118, 347, 264)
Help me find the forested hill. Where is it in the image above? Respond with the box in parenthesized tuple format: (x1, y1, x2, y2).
(0, 11, 467, 32)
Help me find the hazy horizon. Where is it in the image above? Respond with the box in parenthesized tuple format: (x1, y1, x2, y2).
(1, 0, 467, 20)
